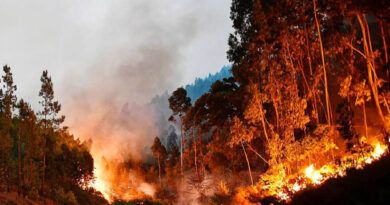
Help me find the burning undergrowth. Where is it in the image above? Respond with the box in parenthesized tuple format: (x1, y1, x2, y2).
(232, 125, 390, 204)
(93, 156, 156, 203)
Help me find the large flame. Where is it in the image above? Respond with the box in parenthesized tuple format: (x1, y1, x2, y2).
(90, 157, 156, 203)
(274, 141, 388, 201)
(92, 158, 112, 202)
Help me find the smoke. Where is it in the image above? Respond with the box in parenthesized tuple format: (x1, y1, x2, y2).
(55, 1, 201, 200)
(60, 0, 199, 158)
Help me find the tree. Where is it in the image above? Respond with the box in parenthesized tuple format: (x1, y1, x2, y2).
(0, 65, 17, 191)
(38, 70, 65, 194)
(228, 116, 255, 186)
(168, 87, 191, 178)
(151, 137, 167, 186)
(16, 99, 40, 196)
(313, 0, 332, 126)
(353, 80, 371, 138)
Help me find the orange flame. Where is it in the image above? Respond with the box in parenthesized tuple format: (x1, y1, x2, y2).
(89, 155, 156, 203)
(272, 142, 388, 201)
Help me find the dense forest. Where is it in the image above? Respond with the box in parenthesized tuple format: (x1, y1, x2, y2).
(151, 0, 390, 204)
(0, 66, 106, 204)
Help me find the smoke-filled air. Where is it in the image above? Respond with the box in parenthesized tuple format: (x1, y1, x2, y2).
(0, 0, 389, 205)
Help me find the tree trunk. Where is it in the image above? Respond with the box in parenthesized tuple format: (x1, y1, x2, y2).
(379, 20, 388, 64)
(313, 0, 332, 126)
(356, 14, 386, 124)
(241, 141, 254, 186)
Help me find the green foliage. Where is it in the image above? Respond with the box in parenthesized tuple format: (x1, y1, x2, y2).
(0, 65, 100, 204)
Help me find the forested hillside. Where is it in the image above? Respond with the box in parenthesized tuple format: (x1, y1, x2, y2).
(0, 66, 107, 204)
(158, 0, 390, 204)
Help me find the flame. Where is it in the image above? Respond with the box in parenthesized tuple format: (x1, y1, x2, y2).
(89, 156, 156, 203)
(92, 158, 112, 202)
(304, 165, 322, 184)
(372, 143, 385, 159)
(266, 142, 388, 202)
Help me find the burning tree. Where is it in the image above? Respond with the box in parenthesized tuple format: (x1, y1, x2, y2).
(164, 0, 390, 204)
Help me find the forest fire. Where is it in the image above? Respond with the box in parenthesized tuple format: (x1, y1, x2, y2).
(92, 160, 112, 202)
(266, 140, 389, 202)
(90, 156, 156, 203)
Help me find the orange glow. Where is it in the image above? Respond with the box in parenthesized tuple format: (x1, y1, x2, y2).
(89, 153, 155, 203)
(92, 158, 112, 202)
(263, 142, 388, 202)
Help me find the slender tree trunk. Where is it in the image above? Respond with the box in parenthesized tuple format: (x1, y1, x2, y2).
(356, 14, 386, 124)
(241, 141, 253, 186)
(261, 116, 269, 143)
(313, 0, 332, 126)
(380, 20, 388, 64)
(247, 144, 269, 165)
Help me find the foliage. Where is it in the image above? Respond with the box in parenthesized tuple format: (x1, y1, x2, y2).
(0, 66, 102, 204)
(185, 65, 232, 103)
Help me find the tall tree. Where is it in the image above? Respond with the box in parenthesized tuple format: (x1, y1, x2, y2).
(168, 87, 191, 178)
(38, 70, 64, 194)
(0, 65, 17, 191)
(16, 99, 39, 196)
(151, 137, 167, 186)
